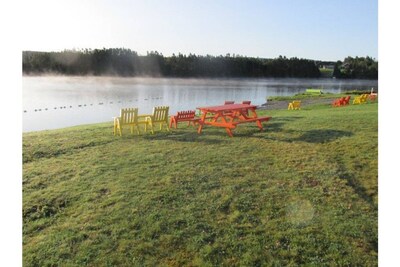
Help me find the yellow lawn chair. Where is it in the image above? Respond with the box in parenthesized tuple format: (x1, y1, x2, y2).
(353, 94, 368, 105)
(145, 106, 170, 134)
(288, 100, 301, 110)
(113, 108, 148, 136)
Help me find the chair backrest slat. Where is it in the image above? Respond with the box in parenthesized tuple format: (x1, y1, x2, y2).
(152, 106, 169, 122)
(120, 108, 138, 124)
(178, 110, 195, 119)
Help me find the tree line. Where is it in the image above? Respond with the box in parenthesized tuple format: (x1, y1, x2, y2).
(22, 48, 377, 79)
(333, 56, 378, 79)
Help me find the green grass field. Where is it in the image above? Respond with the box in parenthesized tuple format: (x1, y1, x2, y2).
(319, 68, 334, 78)
(23, 100, 378, 266)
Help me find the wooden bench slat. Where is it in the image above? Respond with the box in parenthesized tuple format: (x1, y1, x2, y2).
(201, 122, 236, 129)
(232, 116, 271, 125)
(170, 110, 199, 128)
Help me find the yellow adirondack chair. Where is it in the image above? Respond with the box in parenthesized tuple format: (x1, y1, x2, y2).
(353, 94, 368, 104)
(113, 108, 148, 136)
(145, 106, 170, 134)
(288, 100, 301, 110)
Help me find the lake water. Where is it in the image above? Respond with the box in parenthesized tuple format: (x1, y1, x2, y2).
(22, 76, 378, 132)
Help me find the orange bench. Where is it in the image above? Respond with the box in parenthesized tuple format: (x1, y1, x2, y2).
(169, 110, 200, 129)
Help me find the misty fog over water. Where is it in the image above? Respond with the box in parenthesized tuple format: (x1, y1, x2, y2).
(22, 76, 378, 132)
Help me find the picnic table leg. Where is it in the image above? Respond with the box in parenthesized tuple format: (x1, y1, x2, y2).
(197, 111, 207, 134)
(256, 120, 264, 131)
(249, 108, 264, 131)
(225, 127, 234, 137)
(219, 115, 235, 137)
(237, 109, 252, 120)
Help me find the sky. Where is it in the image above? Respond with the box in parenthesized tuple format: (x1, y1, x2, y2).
(20, 0, 378, 61)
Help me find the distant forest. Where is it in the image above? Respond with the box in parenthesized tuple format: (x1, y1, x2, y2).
(332, 56, 378, 79)
(22, 48, 378, 79)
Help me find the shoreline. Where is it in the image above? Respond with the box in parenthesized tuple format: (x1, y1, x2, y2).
(22, 96, 345, 134)
(258, 97, 338, 110)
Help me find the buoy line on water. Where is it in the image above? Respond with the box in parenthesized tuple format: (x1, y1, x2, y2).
(23, 97, 163, 113)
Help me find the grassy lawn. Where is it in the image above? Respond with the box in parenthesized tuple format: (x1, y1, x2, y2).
(319, 68, 334, 78)
(23, 100, 378, 266)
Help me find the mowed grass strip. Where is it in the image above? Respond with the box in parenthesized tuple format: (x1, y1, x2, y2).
(23, 101, 378, 266)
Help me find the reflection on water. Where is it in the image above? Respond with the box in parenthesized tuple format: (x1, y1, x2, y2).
(23, 76, 378, 132)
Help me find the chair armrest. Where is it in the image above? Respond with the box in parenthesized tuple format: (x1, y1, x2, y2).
(137, 114, 151, 122)
(138, 114, 151, 119)
(144, 116, 153, 122)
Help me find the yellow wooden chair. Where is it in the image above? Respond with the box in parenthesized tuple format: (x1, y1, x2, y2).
(113, 108, 148, 136)
(288, 100, 301, 110)
(145, 106, 170, 134)
(353, 94, 368, 105)
(361, 94, 369, 103)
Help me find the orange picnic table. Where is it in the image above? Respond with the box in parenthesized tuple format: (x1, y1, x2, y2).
(196, 103, 271, 137)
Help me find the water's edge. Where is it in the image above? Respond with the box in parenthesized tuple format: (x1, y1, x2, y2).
(23, 76, 378, 132)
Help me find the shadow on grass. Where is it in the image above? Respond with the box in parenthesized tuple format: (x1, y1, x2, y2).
(271, 116, 304, 122)
(255, 128, 353, 144)
(339, 169, 376, 208)
(263, 122, 286, 133)
(333, 155, 377, 210)
(138, 116, 306, 141)
(231, 122, 290, 138)
(295, 129, 353, 143)
(142, 130, 226, 144)
(159, 127, 353, 143)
